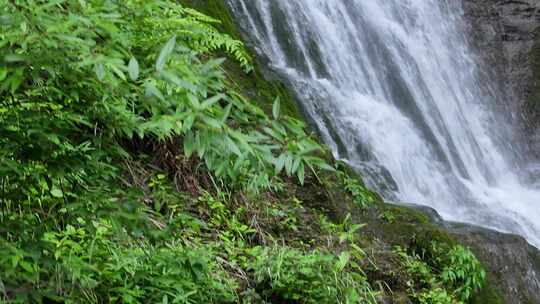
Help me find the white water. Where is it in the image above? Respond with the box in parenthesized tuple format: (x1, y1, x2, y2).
(227, 0, 540, 247)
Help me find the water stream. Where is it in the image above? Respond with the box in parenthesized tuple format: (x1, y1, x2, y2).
(226, 0, 540, 247)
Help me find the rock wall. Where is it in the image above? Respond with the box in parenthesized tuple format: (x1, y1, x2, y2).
(462, 0, 540, 158)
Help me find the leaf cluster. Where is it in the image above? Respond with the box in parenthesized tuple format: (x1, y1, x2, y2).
(395, 243, 486, 303)
(249, 246, 375, 304)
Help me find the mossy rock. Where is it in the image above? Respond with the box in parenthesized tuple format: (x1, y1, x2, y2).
(354, 202, 504, 303)
(470, 282, 505, 304)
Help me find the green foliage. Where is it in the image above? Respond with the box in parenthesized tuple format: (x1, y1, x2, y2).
(395, 243, 486, 303)
(249, 246, 375, 304)
(379, 210, 397, 223)
(337, 170, 373, 207)
(417, 288, 454, 304)
(1, 218, 236, 303)
(0, 0, 328, 206)
(439, 245, 486, 302)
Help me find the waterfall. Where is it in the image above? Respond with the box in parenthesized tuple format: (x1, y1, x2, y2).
(226, 0, 540, 247)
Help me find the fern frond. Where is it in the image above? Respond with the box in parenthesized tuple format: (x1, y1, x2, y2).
(136, 3, 253, 72)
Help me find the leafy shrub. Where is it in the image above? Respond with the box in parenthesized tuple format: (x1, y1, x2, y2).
(0, 0, 329, 206)
(1, 218, 237, 303)
(249, 246, 375, 304)
(439, 245, 485, 301)
(395, 243, 485, 303)
(0, 0, 331, 301)
(417, 288, 454, 304)
(336, 169, 374, 207)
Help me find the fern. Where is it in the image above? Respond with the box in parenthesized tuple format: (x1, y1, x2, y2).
(132, 2, 252, 72)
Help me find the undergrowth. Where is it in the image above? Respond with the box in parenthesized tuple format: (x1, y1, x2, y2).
(395, 243, 485, 303)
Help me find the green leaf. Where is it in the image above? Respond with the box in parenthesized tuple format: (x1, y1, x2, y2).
(94, 63, 105, 81)
(145, 82, 164, 101)
(314, 160, 335, 172)
(184, 113, 196, 131)
(297, 162, 305, 185)
(201, 116, 223, 129)
(263, 127, 284, 141)
(3, 54, 26, 63)
(20, 261, 34, 273)
(110, 64, 126, 81)
(9, 74, 22, 93)
(20, 22, 28, 33)
(187, 93, 200, 109)
(160, 70, 197, 92)
(201, 94, 224, 110)
(221, 103, 232, 123)
(50, 188, 63, 198)
(284, 154, 293, 175)
(272, 97, 280, 119)
(184, 131, 195, 157)
(336, 251, 350, 271)
(225, 136, 242, 156)
(128, 57, 139, 81)
(275, 154, 286, 175)
(156, 36, 176, 72)
(291, 157, 301, 173)
(0, 67, 7, 81)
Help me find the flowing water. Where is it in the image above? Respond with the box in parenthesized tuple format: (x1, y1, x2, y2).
(226, 0, 540, 247)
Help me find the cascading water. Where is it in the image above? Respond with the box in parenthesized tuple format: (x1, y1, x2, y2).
(226, 0, 540, 247)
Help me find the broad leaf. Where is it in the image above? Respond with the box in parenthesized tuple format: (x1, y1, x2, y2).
(156, 36, 176, 72)
(128, 57, 139, 81)
(272, 97, 280, 119)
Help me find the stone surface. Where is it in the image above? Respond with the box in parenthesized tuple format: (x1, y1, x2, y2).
(457, 6, 540, 299)
(462, 0, 540, 157)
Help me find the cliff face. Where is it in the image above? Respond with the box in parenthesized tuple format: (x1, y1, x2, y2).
(462, 0, 540, 157)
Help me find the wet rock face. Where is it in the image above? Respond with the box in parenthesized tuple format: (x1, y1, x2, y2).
(459, 4, 540, 300)
(462, 0, 540, 156)
(447, 223, 540, 304)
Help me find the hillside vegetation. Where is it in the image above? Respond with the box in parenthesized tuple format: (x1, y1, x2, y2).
(1, 1, 494, 303)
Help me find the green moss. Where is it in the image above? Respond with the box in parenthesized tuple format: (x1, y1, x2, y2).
(470, 282, 505, 304)
(360, 204, 434, 245)
(223, 56, 301, 118)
